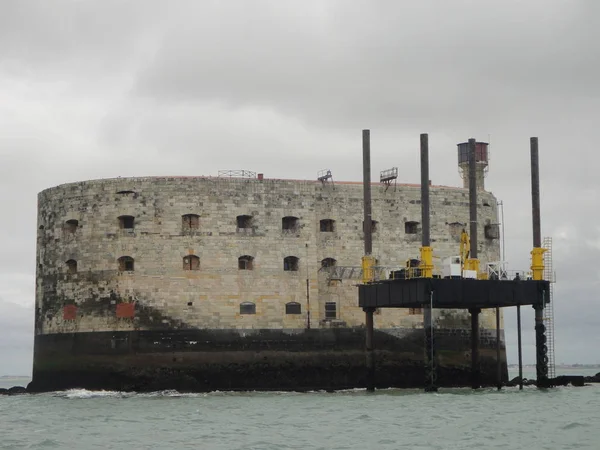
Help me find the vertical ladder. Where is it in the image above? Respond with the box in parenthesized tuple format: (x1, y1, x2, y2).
(543, 237, 556, 378)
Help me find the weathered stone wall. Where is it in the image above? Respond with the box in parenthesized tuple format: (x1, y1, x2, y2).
(35, 176, 502, 336)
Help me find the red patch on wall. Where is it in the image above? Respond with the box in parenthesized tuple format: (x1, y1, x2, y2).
(116, 302, 135, 318)
(63, 305, 77, 320)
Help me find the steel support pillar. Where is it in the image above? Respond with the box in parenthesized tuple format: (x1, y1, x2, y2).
(496, 306, 502, 390)
(517, 305, 523, 390)
(469, 307, 481, 389)
(365, 307, 375, 392)
(535, 304, 550, 388)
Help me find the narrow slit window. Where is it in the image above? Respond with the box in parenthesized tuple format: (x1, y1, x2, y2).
(182, 214, 200, 230)
(285, 302, 301, 315)
(238, 255, 254, 270)
(283, 256, 299, 271)
(320, 219, 335, 232)
(183, 255, 200, 270)
(240, 302, 256, 315)
(65, 259, 77, 274)
(118, 256, 135, 272)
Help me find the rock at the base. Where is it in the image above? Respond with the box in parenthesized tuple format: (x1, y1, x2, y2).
(6, 386, 27, 395)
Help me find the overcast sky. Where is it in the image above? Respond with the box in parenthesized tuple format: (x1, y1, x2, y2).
(1, 0, 599, 376)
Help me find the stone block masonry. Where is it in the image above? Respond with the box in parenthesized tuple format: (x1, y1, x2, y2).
(36, 176, 501, 335)
(30, 175, 507, 392)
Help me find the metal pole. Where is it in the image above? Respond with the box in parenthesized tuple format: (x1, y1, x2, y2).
(468, 139, 480, 389)
(496, 306, 502, 390)
(421, 134, 430, 247)
(470, 308, 480, 389)
(531, 137, 549, 388)
(531, 138, 541, 249)
(365, 307, 375, 392)
(499, 200, 506, 262)
(421, 133, 436, 392)
(517, 305, 523, 390)
(363, 129, 375, 392)
(468, 138, 478, 259)
(363, 130, 373, 256)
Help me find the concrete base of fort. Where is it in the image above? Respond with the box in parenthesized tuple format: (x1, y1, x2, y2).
(28, 328, 507, 393)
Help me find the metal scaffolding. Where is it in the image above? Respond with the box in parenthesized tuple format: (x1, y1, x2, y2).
(543, 236, 556, 379)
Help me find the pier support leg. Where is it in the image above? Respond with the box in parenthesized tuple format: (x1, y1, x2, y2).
(517, 305, 523, 390)
(534, 305, 549, 388)
(423, 305, 438, 392)
(469, 308, 481, 389)
(496, 306, 502, 390)
(365, 307, 375, 392)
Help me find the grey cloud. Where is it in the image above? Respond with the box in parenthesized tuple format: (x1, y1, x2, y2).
(1, 0, 599, 374)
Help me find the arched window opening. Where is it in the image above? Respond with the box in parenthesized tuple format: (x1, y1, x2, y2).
(183, 255, 200, 270)
(65, 219, 78, 233)
(405, 221, 419, 234)
(118, 215, 135, 230)
(282, 216, 299, 232)
(362, 220, 378, 233)
(118, 256, 135, 272)
(240, 302, 256, 315)
(182, 214, 200, 230)
(65, 259, 77, 274)
(321, 258, 337, 268)
(283, 256, 299, 271)
(285, 302, 302, 315)
(320, 219, 335, 232)
(238, 255, 254, 270)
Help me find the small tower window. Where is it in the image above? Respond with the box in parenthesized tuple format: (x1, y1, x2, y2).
(321, 258, 337, 268)
(238, 255, 254, 270)
(282, 216, 299, 232)
(320, 219, 335, 232)
(485, 223, 500, 239)
(405, 221, 419, 234)
(118, 215, 135, 230)
(283, 256, 299, 271)
(183, 255, 200, 270)
(118, 256, 135, 272)
(285, 302, 302, 315)
(325, 302, 337, 319)
(182, 214, 200, 230)
(65, 219, 78, 233)
(236, 215, 253, 230)
(65, 259, 77, 274)
(240, 302, 256, 315)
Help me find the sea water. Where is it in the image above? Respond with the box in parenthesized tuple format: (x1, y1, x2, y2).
(1, 370, 599, 449)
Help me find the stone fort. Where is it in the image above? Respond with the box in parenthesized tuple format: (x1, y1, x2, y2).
(31, 166, 506, 392)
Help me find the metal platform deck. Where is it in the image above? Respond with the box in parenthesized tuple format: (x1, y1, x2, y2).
(359, 278, 550, 310)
